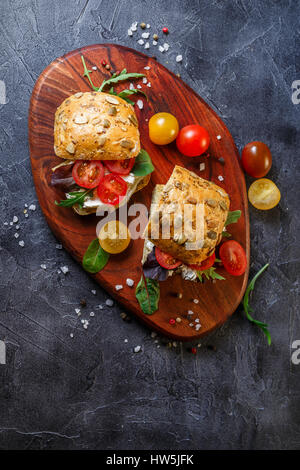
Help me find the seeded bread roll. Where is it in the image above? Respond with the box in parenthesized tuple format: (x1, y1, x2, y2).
(146, 166, 230, 265)
(54, 92, 140, 161)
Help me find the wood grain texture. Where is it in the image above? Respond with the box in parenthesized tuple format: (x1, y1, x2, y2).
(28, 44, 250, 341)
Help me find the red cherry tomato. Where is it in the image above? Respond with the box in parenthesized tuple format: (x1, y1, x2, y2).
(176, 125, 210, 157)
(219, 241, 247, 276)
(155, 247, 182, 270)
(97, 174, 127, 206)
(72, 161, 104, 189)
(104, 158, 135, 175)
(241, 141, 272, 178)
(188, 252, 216, 271)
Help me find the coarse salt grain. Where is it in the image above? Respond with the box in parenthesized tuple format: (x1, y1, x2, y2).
(142, 77, 147, 84)
(189, 323, 194, 327)
(75, 308, 81, 314)
(195, 318, 200, 323)
(10, 222, 13, 226)
(199, 162, 205, 171)
(152, 40, 158, 46)
(131, 22, 138, 32)
(91, 289, 96, 295)
(40, 264, 47, 270)
(124, 339, 128, 343)
(188, 310, 194, 315)
(115, 284, 123, 291)
(15, 225, 19, 230)
(193, 299, 199, 304)
(106, 299, 114, 307)
(176, 55, 183, 62)
(13, 216, 18, 223)
(70, 333, 74, 338)
(14, 233, 19, 239)
(92, 66, 97, 71)
(29, 204, 36, 211)
(127, 29, 133, 36)
(147, 82, 151, 87)
(98, 304, 103, 309)
(217, 135, 222, 140)
(19, 240, 25, 247)
(218, 175, 224, 182)
(137, 39, 144, 45)
(137, 84, 142, 89)
(151, 331, 157, 338)
(195, 324, 201, 331)
(146, 24, 150, 29)
(134, 345, 141, 353)
(129, 83, 134, 90)
(144, 66, 150, 70)
(163, 43, 169, 51)
(24, 203, 28, 208)
(158, 45, 165, 53)
(4, 222, 8, 226)
(142, 32, 150, 39)
(90, 311, 95, 317)
(60, 266, 69, 274)
(126, 278, 134, 287)
(25, 214, 29, 218)
(144, 42, 150, 49)
(137, 100, 143, 109)
(56, 244, 62, 249)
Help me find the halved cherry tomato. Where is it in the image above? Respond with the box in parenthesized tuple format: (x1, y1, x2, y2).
(155, 247, 182, 270)
(97, 174, 127, 206)
(248, 178, 281, 210)
(176, 125, 210, 157)
(241, 141, 272, 178)
(99, 221, 131, 254)
(219, 241, 247, 276)
(104, 158, 135, 175)
(72, 160, 104, 189)
(188, 252, 216, 271)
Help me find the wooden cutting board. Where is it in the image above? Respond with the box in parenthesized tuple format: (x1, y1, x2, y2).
(28, 44, 250, 341)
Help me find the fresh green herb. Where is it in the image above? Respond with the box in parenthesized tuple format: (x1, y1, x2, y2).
(98, 68, 145, 92)
(136, 273, 160, 315)
(82, 238, 110, 274)
(243, 263, 271, 345)
(197, 267, 225, 282)
(222, 230, 232, 238)
(81, 55, 98, 91)
(55, 189, 92, 208)
(132, 149, 155, 177)
(225, 210, 241, 227)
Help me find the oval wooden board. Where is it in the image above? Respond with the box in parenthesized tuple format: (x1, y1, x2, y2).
(29, 44, 250, 341)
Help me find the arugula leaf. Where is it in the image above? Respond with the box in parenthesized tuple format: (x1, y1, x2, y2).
(82, 238, 110, 274)
(243, 263, 271, 345)
(222, 230, 232, 238)
(136, 273, 160, 315)
(132, 149, 154, 177)
(197, 267, 225, 282)
(81, 55, 98, 91)
(225, 210, 241, 227)
(99, 72, 145, 92)
(55, 189, 92, 208)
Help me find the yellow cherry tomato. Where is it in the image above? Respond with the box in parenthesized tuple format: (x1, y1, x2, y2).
(98, 220, 131, 254)
(149, 112, 179, 145)
(248, 178, 281, 210)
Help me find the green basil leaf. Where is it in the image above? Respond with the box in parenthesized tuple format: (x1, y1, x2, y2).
(136, 274, 160, 315)
(132, 149, 154, 177)
(82, 239, 110, 274)
(225, 210, 241, 226)
(242, 263, 271, 345)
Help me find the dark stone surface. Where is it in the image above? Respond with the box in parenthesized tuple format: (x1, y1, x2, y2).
(0, 0, 299, 450)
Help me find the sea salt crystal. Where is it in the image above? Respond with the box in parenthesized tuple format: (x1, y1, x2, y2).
(129, 83, 134, 90)
(146, 24, 150, 29)
(70, 333, 74, 338)
(134, 345, 141, 353)
(10, 222, 13, 226)
(188, 310, 194, 316)
(106, 299, 114, 307)
(92, 66, 97, 71)
(147, 82, 151, 87)
(60, 266, 69, 274)
(217, 135, 222, 140)
(176, 55, 183, 62)
(137, 100, 143, 109)
(19, 240, 25, 247)
(158, 45, 165, 53)
(152, 40, 158, 46)
(142, 77, 147, 84)
(56, 244, 62, 249)
(199, 162, 205, 171)
(163, 43, 169, 51)
(75, 308, 81, 314)
(40, 264, 47, 270)
(24, 204, 28, 208)
(193, 299, 199, 304)
(14, 233, 19, 239)
(144, 42, 150, 49)
(98, 305, 103, 310)
(25, 214, 29, 218)
(151, 331, 157, 338)
(115, 284, 123, 291)
(141, 32, 150, 39)
(131, 22, 138, 32)
(189, 323, 194, 327)
(29, 204, 36, 211)
(127, 29, 133, 36)
(126, 278, 134, 287)
(124, 339, 128, 343)
(137, 84, 142, 89)
(15, 225, 19, 230)
(195, 318, 200, 323)
(91, 289, 96, 295)
(90, 311, 95, 317)
(144, 66, 150, 70)
(218, 175, 224, 182)
(13, 216, 18, 223)
(137, 39, 144, 45)
(195, 324, 201, 331)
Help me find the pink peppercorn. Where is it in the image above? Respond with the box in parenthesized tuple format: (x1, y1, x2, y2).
(101, 59, 106, 66)
(191, 347, 197, 354)
(169, 318, 176, 325)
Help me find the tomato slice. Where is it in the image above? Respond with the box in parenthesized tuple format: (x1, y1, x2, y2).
(155, 247, 182, 270)
(104, 158, 135, 175)
(97, 174, 128, 206)
(219, 241, 247, 276)
(72, 161, 104, 189)
(188, 252, 216, 271)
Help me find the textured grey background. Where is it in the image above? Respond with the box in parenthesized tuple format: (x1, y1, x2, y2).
(0, 0, 299, 450)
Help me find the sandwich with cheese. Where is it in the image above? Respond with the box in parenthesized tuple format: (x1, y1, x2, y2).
(52, 91, 153, 214)
(142, 166, 230, 282)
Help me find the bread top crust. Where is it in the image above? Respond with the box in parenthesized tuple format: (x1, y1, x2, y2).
(54, 92, 141, 161)
(146, 166, 230, 265)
